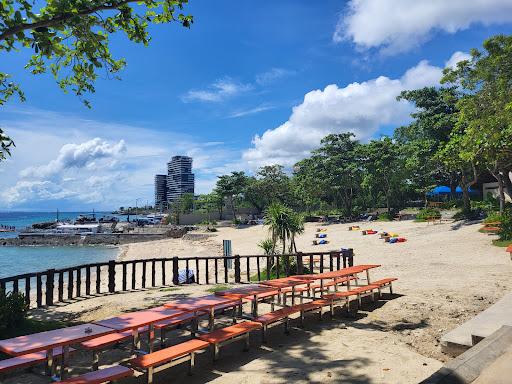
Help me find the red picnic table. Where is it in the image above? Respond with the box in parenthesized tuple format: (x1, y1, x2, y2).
(94, 306, 184, 353)
(163, 295, 242, 333)
(296, 264, 381, 291)
(258, 276, 311, 306)
(214, 285, 278, 317)
(0, 323, 113, 380)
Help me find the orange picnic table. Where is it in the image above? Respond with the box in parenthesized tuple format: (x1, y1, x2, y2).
(164, 295, 242, 331)
(0, 323, 113, 379)
(94, 306, 184, 353)
(296, 264, 381, 290)
(214, 285, 277, 317)
(259, 277, 311, 306)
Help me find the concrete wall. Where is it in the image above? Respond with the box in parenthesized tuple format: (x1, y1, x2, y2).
(483, 182, 512, 202)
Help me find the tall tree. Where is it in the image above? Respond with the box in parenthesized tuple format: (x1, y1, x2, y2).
(442, 34, 512, 213)
(0, 0, 192, 160)
(362, 137, 405, 214)
(245, 165, 292, 213)
(395, 87, 459, 203)
(215, 171, 249, 219)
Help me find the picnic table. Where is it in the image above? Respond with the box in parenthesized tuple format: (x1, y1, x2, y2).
(258, 277, 310, 306)
(164, 295, 241, 332)
(214, 285, 277, 317)
(94, 306, 184, 353)
(296, 264, 381, 291)
(0, 323, 113, 380)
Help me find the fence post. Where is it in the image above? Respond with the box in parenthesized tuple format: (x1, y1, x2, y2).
(45, 269, 55, 306)
(234, 255, 241, 283)
(108, 260, 116, 293)
(172, 257, 179, 285)
(348, 248, 354, 267)
(296, 252, 304, 274)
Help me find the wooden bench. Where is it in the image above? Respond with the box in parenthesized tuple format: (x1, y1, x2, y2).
(371, 278, 397, 296)
(81, 327, 148, 370)
(0, 346, 75, 376)
(350, 285, 380, 307)
(322, 290, 356, 311)
(253, 306, 301, 342)
(297, 299, 331, 324)
(59, 365, 133, 384)
(281, 285, 310, 304)
(154, 312, 207, 347)
(242, 290, 279, 311)
(129, 339, 209, 384)
(197, 321, 262, 360)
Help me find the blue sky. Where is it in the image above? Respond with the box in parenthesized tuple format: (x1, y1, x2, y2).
(1, 0, 512, 211)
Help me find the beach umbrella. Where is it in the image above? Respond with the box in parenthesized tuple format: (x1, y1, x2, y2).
(427, 186, 451, 195)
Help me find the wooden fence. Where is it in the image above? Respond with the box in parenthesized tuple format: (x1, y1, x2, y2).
(0, 250, 353, 308)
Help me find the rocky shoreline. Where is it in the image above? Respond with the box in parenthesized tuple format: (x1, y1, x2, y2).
(0, 228, 187, 247)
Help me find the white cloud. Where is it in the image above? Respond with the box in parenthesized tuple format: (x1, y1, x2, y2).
(20, 138, 126, 179)
(182, 78, 252, 103)
(228, 105, 275, 118)
(445, 51, 472, 69)
(0, 108, 242, 209)
(242, 58, 446, 169)
(335, 0, 512, 54)
(255, 68, 295, 85)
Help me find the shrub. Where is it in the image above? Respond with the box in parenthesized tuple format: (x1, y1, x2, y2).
(499, 210, 512, 241)
(0, 290, 28, 329)
(258, 239, 275, 255)
(416, 208, 441, 221)
(377, 212, 393, 221)
(453, 209, 483, 221)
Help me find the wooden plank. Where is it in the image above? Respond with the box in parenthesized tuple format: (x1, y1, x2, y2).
(122, 263, 127, 291)
(214, 258, 218, 284)
(76, 268, 81, 297)
(172, 257, 179, 285)
(151, 260, 156, 287)
(161, 260, 166, 286)
(131, 262, 136, 290)
(45, 269, 55, 306)
(205, 259, 209, 284)
(58, 272, 64, 302)
(266, 256, 271, 280)
(142, 261, 147, 288)
(245, 256, 250, 282)
(96, 265, 101, 294)
(85, 267, 91, 296)
(67, 269, 73, 300)
(36, 274, 43, 307)
(24, 277, 31, 307)
(196, 258, 200, 284)
(257, 256, 261, 281)
(13, 279, 19, 294)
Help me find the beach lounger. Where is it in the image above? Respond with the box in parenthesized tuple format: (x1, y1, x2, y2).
(128, 339, 209, 384)
(197, 321, 262, 361)
(59, 365, 133, 384)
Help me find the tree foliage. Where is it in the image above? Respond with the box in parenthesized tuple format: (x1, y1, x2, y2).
(0, 0, 192, 159)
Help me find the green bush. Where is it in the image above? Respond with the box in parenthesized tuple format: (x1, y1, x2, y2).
(416, 208, 441, 221)
(499, 210, 512, 241)
(0, 290, 28, 329)
(377, 212, 393, 221)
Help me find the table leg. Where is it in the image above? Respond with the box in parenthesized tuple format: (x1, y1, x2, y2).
(149, 324, 155, 353)
(208, 307, 215, 330)
(291, 286, 296, 306)
(132, 328, 141, 351)
(46, 348, 54, 377)
(366, 269, 371, 284)
(252, 295, 258, 317)
(60, 345, 70, 379)
(334, 278, 338, 292)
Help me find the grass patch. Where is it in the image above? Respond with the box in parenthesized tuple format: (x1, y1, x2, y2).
(0, 318, 68, 341)
(492, 239, 512, 247)
(206, 284, 230, 293)
(159, 287, 180, 292)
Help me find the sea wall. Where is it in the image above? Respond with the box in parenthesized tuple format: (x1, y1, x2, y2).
(0, 228, 187, 246)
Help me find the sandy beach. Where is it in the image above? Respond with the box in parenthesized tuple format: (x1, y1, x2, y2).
(11, 219, 512, 383)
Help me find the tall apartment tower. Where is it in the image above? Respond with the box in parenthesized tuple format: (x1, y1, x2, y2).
(154, 174, 168, 209)
(166, 156, 195, 203)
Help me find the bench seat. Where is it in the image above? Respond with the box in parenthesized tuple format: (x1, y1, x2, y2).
(242, 290, 279, 301)
(254, 305, 304, 342)
(0, 346, 75, 375)
(129, 339, 209, 384)
(371, 278, 397, 296)
(197, 321, 261, 360)
(59, 365, 133, 384)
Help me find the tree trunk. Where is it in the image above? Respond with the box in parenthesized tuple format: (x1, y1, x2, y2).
(501, 168, 512, 201)
(449, 174, 458, 201)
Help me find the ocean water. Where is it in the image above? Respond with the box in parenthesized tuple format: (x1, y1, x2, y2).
(0, 212, 121, 278)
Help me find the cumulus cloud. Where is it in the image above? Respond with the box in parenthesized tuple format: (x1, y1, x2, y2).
(182, 78, 252, 103)
(20, 138, 126, 179)
(1, 180, 78, 205)
(335, 0, 512, 53)
(445, 51, 472, 69)
(242, 55, 466, 169)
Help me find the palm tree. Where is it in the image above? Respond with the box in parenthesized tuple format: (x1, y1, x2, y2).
(288, 211, 305, 253)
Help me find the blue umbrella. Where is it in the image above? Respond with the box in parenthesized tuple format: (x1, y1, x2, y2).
(428, 186, 451, 195)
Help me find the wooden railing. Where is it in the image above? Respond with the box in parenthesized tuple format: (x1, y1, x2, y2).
(0, 250, 353, 308)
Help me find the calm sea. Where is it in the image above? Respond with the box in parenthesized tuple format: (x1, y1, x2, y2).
(0, 212, 122, 278)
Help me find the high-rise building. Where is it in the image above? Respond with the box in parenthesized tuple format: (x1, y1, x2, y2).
(167, 156, 195, 203)
(154, 174, 168, 209)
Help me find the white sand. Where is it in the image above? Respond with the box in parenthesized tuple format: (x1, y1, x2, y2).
(11, 219, 512, 384)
